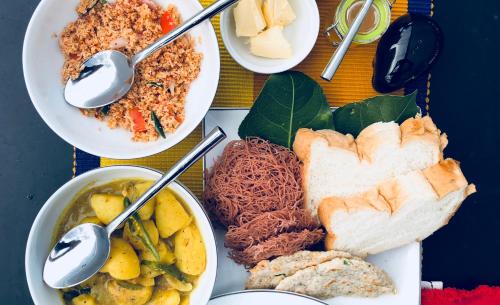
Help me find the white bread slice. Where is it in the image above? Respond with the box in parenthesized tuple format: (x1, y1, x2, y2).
(293, 116, 448, 217)
(319, 159, 476, 256)
(246, 250, 355, 289)
(275, 257, 395, 299)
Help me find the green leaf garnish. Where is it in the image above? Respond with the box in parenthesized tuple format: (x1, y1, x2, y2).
(238, 71, 334, 148)
(62, 287, 91, 300)
(100, 104, 110, 116)
(147, 81, 164, 88)
(150, 111, 166, 138)
(124, 197, 160, 261)
(142, 260, 185, 281)
(332, 91, 420, 137)
(116, 280, 144, 290)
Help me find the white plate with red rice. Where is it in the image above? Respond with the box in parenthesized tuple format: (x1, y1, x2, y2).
(23, 0, 220, 159)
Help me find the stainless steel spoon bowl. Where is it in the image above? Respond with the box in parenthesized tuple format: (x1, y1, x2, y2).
(65, 0, 238, 109)
(43, 127, 226, 289)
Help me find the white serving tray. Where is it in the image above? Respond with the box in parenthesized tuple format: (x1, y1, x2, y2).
(203, 109, 421, 305)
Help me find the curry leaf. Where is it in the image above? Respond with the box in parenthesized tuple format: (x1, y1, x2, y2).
(238, 71, 333, 148)
(147, 81, 164, 88)
(332, 91, 420, 137)
(99, 104, 110, 116)
(124, 197, 160, 261)
(116, 281, 144, 290)
(151, 111, 166, 138)
(62, 287, 91, 301)
(142, 260, 185, 281)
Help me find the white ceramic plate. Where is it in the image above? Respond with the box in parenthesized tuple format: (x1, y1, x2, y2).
(220, 0, 319, 74)
(25, 166, 217, 305)
(203, 109, 421, 305)
(209, 290, 327, 305)
(23, 0, 220, 159)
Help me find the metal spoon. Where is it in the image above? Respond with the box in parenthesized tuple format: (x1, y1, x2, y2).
(43, 127, 226, 289)
(321, 0, 374, 81)
(64, 0, 238, 109)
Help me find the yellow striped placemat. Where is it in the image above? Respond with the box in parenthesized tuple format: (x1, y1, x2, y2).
(84, 0, 434, 199)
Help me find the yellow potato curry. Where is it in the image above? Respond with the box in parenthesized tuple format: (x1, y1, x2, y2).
(54, 179, 206, 305)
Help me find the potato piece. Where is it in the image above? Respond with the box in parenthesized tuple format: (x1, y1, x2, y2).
(100, 238, 140, 280)
(90, 194, 124, 225)
(107, 280, 153, 305)
(141, 240, 176, 264)
(149, 289, 180, 305)
(174, 224, 206, 275)
(133, 181, 156, 220)
(179, 296, 190, 305)
(163, 274, 192, 292)
(79, 216, 102, 226)
(124, 220, 159, 251)
(72, 294, 99, 305)
(155, 190, 191, 238)
(128, 276, 155, 287)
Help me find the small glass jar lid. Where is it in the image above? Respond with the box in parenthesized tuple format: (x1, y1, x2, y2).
(326, 0, 394, 45)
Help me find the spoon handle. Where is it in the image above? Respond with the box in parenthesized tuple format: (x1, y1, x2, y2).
(131, 0, 238, 65)
(321, 0, 374, 81)
(106, 127, 226, 235)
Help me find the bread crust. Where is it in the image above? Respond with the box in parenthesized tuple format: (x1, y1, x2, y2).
(324, 234, 335, 251)
(293, 116, 446, 213)
(423, 158, 473, 199)
(318, 189, 392, 233)
(294, 128, 358, 213)
(320, 158, 475, 250)
(293, 128, 357, 161)
(400, 116, 448, 159)
(293, 116, 475, 254)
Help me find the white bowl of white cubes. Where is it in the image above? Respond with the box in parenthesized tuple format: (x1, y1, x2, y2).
(220, 0, 320, 74)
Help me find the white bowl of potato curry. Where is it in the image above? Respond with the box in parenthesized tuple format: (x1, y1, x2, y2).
(25, 166, 217, 305)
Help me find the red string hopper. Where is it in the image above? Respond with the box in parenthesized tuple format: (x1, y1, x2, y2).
(204, 138, 324, 266)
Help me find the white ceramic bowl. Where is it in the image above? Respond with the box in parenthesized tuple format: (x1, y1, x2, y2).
(23, 0, 220, 159)
(220, 0, 319, 74)
(25, 166, 217, 305)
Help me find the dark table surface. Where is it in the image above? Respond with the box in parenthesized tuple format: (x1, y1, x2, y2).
(1, 0, 499, 303)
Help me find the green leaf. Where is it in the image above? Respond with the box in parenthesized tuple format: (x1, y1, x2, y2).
(332, 91, 420, 137)
(62, 287, 91, 301)
(116, 281, 144, 290)
(151, 111, 166, 138)
(141, 260, 185, 281)
(79, 0, 100, 15)
(124, 197, 160, 261)
(238, 71, 333, 148)
(100, 104, 110, 116)
(147, 81, 164, 88)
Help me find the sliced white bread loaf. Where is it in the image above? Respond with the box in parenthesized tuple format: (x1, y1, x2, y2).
(293, 116, 448, 217)
(320, 159, 476, 256)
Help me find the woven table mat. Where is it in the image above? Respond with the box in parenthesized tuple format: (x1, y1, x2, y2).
(75, 0, 434, 199)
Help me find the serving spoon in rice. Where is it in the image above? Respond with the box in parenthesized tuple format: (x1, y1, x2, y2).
(64, 0, 238, 109)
